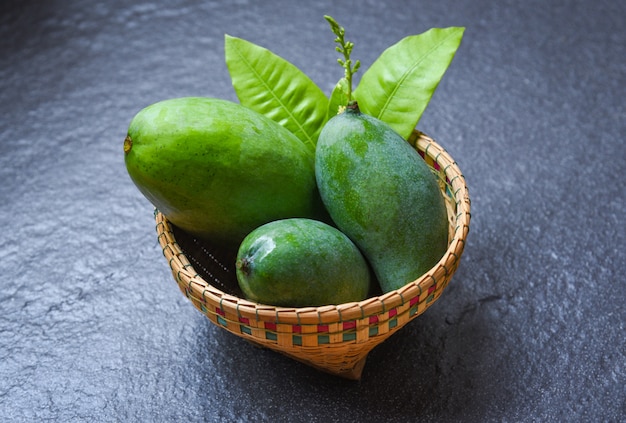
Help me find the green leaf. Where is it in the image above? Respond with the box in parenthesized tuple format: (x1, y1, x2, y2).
(224, 34, 328, 150)
(355, 27, 465, 139)
(327, 78, 349, 119)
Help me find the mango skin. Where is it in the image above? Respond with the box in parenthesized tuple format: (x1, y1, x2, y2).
(315, 104, 449, 293)
(236, 218, 371, 307)
(124, 97, 325, 246)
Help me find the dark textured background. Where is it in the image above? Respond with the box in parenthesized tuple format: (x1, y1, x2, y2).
(1, 1, 624, 421)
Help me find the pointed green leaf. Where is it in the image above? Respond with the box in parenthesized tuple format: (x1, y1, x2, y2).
(327, 78, 349, 119)
(355, 27, 465, 139)
(225, 34, 328, 150)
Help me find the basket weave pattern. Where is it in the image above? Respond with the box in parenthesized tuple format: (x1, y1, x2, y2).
(155, 131, 471, 379)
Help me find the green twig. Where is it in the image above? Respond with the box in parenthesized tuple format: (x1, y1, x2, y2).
(324, 15, 360, 103)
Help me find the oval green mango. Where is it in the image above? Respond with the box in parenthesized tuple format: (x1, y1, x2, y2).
(235, 218, 371, 307)
(315, 103, 449, 293)
(124, 97, 326, 246)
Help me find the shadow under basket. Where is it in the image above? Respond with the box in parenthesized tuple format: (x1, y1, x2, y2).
(155, 130, 471, 380)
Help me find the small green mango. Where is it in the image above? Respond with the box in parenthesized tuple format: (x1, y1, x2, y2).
(235, 218, 370, 307)
(124, 97, 326, 246)
(315, 103, 449, 293)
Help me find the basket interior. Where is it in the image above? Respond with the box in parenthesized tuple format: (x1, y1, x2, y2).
(158, 131, 469, 324)
(170, 225, 243, 297)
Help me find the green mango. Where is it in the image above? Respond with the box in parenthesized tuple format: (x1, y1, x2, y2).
(315, 103, 449, 293)
(124, 97, 326, 246)
(235, 218, 370, 307)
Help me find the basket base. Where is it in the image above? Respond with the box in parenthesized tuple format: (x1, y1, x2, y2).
(244, 338, 369, 380)
(332, 356, 367, 380)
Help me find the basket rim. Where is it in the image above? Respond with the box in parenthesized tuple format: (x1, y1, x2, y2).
(156, 130, 470, 326)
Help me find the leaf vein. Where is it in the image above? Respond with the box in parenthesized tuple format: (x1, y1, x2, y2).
(378, 29, 463, 121)
(233, 45, 315, 149)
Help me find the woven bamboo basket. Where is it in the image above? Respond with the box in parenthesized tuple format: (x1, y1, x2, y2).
(155, 130, 470, 380)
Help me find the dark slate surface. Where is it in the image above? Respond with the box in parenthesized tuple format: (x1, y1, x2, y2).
(1, 0, 624, 421)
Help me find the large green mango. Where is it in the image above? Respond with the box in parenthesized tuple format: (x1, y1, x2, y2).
(124, 97, 325, 246)
(315, 103, 449, 293)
